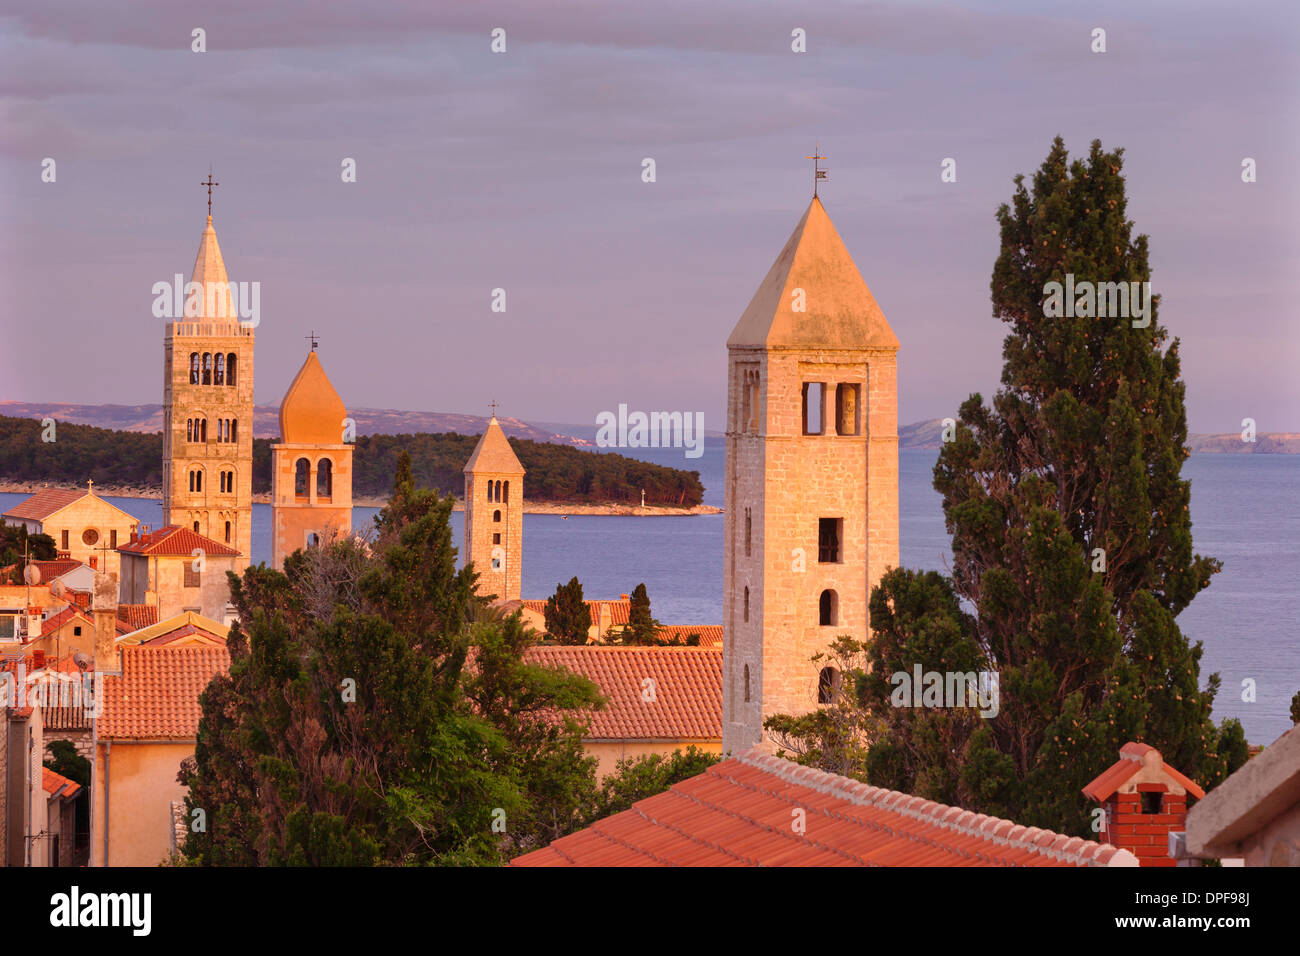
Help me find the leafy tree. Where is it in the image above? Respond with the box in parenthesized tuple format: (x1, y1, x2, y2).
(1291, 690, 1300, 725)
(1, 525, 57, 583)
(544, 577, 589, 645)
(589, 747, 720, 821)
(44, 739, 91, 788)
(180, 457, 603, 866)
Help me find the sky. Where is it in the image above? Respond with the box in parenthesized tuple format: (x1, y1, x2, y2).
(1, 0, 1297, 434)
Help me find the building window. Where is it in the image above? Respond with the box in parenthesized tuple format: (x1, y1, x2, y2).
(110, 530, 117, 548)
(224, 521, 231, 543)
(184, 565, 201, 589)
(307, 533, 320, 548)
(744, 664, 751, 703)
(200, 418, 207, 442)
(743, 586, 749, 623)
(317, 458, 332, 498)
(835, 383, 861, 436)
(82, 528, 98, 546)
(73, 626, 82, 637)
(193, 520, 200, 533)
(295, 458, 310, 498)
(230, 419, 238, 443)
(802, 382, 825, 435)
(202, 353, 212, 385)
(818, 518, 841, 563)
(186, 419, 193, 442)
(818, 667, 842, 704)
(227, 353, 237, 386)
(740, 368, 760, 433)
(744, 508, 752, 557)
(62, 530, 69, 550)
(485, 481, 492, 502)
(189, 353, 200, 385)
(503, 480, 509, 503)
(819, 589, 838, 626)
(215, 352, 225, 386)
(493, 533, 501, 544)
(493, 510, 501, 523)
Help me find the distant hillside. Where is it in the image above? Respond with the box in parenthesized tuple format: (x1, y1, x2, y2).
(0, 401, 587, 446)
(0, 415, 704, 506)
(897, 417, 1300, 453)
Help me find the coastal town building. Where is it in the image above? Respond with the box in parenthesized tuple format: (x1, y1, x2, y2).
(271, 347, 353, 570)
(161, 212, 255, 561)
(723, 196, 900, 754)
(1, 485, 139, 578)
(463, 415, 525, 602)
(116, 525, 241, 625)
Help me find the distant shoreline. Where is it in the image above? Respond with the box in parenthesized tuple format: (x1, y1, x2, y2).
(0, 481, 723, 517)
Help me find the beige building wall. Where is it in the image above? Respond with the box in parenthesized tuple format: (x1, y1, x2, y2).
(271, 444, 354, 570)
(119, 552, 239, 622)
(91, 740, 192, 867)
(26, 496, 139, 578)
(586, 740, 723, 779)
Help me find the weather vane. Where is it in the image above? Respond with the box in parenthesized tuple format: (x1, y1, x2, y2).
(201, 168, 219, 217)
(807, 145, 828, 197)
(306, 330, 319, 351)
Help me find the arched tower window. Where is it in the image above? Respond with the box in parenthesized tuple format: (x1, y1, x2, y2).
(186, 419, 193, 442)
(743, 664, 751, 703)
(193, 520, 200, 533)
(503, 480, 509, 503)
(215, 353, 225, 385)
(493, 509, 501, 523)
(743, 586, 749, 623)
(818, 667, 842, 704)
(202, 353, 212, 385)
(224, 520, 231, 543)
(819, 589, 838, 626)
(230, 419, 238, 443)
(317, 458, 333, 498)
(227, 354, 237, 386)
(200, 419, 207, 443)
(189, 353, 200, 385)
(744, 508, 752, 557)
(485, 481, 493, 502)
(294, 458, 310, 498)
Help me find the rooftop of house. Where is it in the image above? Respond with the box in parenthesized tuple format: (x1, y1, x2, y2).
(42, 766, 82, 800)
(117, 525, 241, 558)
(117, 610, 228, 647)
(519, 598, 632, 628)
(513, 749, 1138, 868)
(1082, 742, 1206, 803)
(523, 645, 721, 741)
(98, 644, 231, 740)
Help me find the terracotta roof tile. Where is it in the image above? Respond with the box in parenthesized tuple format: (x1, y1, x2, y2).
(117, 525, 240, 558)
(2, 488, 86, 521)
(657, 625, 722, 647)
(42, 766, 82, 799)
(117, 604, 158, 630)
(520, 599, 632, 628)
(523, 645, 720, 741)
(513, 750, 1139, 868)
(98, 645, 230, 740)
(1082, 741, 1206, 802)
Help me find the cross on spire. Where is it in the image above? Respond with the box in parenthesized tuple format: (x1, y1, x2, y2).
(306, 330, 319, 352)
(201, 169, 219, 218)
(806, 146, 828, 198)
(488, 399, 499, 419)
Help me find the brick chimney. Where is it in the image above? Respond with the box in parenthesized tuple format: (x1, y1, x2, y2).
(1083, 742, 1205, 867)
(92, 568, 120, 674)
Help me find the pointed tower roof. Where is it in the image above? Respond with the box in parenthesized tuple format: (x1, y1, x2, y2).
(279, 350, 347, 445)
(728, 197, 899, 351)
(464, 417, 525, 475)
(187, 215, 236, 320)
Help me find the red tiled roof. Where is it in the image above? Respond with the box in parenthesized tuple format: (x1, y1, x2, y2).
(68, 592, 90, 610)
(523, 646, 720, 740)
(513, 750, 1139, 868)
(138, 622, 226, 646)
(520, 599, 632, 628)
(117, 525, 240, 558)
(657, 625, 722, 647)
(0, 559, 87, 582)
(41, 605, 91, 633)
(2, 488, 86, 521)
(42, 766, 82, 799)
(117, 604, 158, 631)
(1082, 741, 1206, 802)
(98, 645, 230, 740)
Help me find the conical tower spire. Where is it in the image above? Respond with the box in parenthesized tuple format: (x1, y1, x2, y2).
(187, 212, 235, 320)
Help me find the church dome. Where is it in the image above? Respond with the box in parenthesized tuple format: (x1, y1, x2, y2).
(279, 350, 347, 444)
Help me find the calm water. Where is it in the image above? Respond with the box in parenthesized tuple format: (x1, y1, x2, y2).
(4, 445, 1295, 745)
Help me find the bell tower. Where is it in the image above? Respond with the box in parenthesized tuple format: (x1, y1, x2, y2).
(722, 196, 900, 755)
(463, 414, 525, 602)
(271, 345, 353, 569)
(162, 207, 254, 561)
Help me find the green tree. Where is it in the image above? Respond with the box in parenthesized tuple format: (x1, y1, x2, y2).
(544, 577, 589, 645)
(1, 526, 57, 583)
(1291, 690, 1300, 725)
(618, 583, 661, 645)
(589, 747, 720, 821)
(180, 457, 603, 866)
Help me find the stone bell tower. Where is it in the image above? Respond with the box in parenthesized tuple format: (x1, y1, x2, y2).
(463, 414, 525, 602)
(722, 196, 900, 755)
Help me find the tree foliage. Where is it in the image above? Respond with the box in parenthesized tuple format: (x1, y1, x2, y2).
(544, 577, 589, 645)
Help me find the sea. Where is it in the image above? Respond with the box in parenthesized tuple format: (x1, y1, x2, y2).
(3, 441, 1296, 746)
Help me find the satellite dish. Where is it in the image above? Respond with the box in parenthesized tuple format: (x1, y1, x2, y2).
(50, 579, 66, 597)
(73, 652, 90, 670)
(23, 564, 40, 585)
